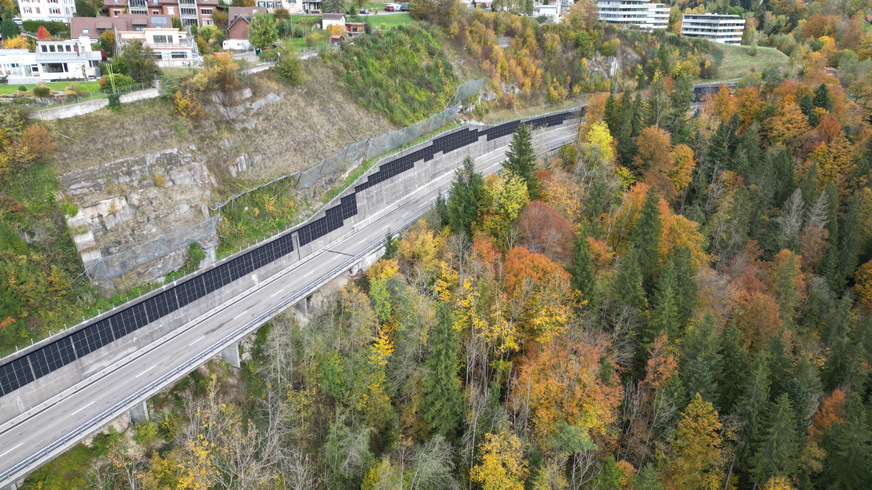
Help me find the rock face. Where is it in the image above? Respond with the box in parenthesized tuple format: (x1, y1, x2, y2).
(59, 147, 217, 290)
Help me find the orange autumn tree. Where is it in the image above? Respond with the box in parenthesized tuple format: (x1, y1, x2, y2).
(511, 329, 622, 446)
(502, 246, 573, 343)
(809, 389, 847, 440)
(515, 201, 574, 267)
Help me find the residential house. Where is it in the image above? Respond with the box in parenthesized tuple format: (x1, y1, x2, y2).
(72, 14, 167, 41)
(534, 3, 561, 19)
(117, 27, 198, 67)
(345, 21, 365, 38)
(35, 38, 103, 80)
(597, 0, 669, 31)
(321, 13, 345, 32)
(19, 0, 77, 24)
(225, 6, 266, 40)
(681, 13, 745, 45)
(103, 0, 223, 28)
(0, 49, 39, 82)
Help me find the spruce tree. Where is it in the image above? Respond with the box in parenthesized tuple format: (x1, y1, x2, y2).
(813, 83, 834, 114)
(612, 248, 647, 313)
(447, 156, 485, 238)
(818, 393, 872, 488)
(800, 93, 815, 125)
(736, 352, 772, 469)
(633, 463, 663, 490)
(632, 186, 663, 296)
(683, 357, 719, 408)
(751, 394, 800, 486)
(571, 230, 596, 301)
(718, 322, 750, 414)
(0, 18, 18, 40)
(382, 231, 398, 260)
(646, 262, 680, 349)
(434, 190, 449, 228)
(596, 456, 622, 490)
(422, 304, 463, 440)
(504, 122, 539, 198)
(670, 245, 698, 324)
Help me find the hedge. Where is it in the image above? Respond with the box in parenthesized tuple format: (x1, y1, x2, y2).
(22, 20, 69, 36)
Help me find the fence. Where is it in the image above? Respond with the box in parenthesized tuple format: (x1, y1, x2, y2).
(9, 82, 155, 110)
(88, 215, 220, 281)
(448, 78, 485, 106)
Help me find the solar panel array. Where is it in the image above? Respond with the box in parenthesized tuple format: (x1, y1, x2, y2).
(0, 111, 573, 398)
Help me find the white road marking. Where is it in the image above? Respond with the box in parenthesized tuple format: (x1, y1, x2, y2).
(135, 365, 157, 378)
(188, 335, 205, 347)
(270, 289, 284, 298)
(0, 443, 22, 458)
(303, 270, 315, 278)
(70, 401, 95, 416)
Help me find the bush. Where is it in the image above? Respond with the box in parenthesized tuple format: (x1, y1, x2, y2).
(748, 43, 758, 57)
(185, 242, 206, 270)
(258, 48, 278, 61)
(99, 73, 136, 91)
(173, 88, 203, 119)
(275, 43, 302, 86)
(22, 20, 68, 36)
(17, 86, 26, 93)
(31, 85, 51, 97)
(107, 93, 121, 108)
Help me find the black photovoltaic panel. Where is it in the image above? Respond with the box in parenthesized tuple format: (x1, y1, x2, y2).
(0, 357, 33, 396)
(31, 337, 77, 378)
(176, 276, 207, 308)
(341, 194, 357, 219)
(109, 313, 127, 340)
(70, 319, 114, 358)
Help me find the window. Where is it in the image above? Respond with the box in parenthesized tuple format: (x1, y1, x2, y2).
(65, 45, 72, 51)
(43, 63, 68, 73)
(152, 9, 159, 14)
(35, 7, 41, 13)
(82, 28, 89, 34)
(153, 34, 170, 43)
(202, 19, 213, 26)
(49, 45, 56, 52)
(201, 7, 212, 14)
(50, 7, 61, 13)
(31, 64, 39, 72)
(171, 51, 187, 59)
(134, 25, 144, 31)
(167, 6, 174, 14)
(113, 9, 121, 15)
(40, 45, 47, 52)
(23, 6, 32, 12)
(48, 0, 58, 3)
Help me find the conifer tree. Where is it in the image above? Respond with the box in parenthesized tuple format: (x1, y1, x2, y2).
(683, 357, 719, 407)
(736, 352, 772, 468)
(633, 463, 663, 490)
(434, 190, 449, 228)
(813, 83, 834, 114)
(382, 231, 398, 260)
(718, 322, 750, 414)
(669, 245, 698, 324)
(800, 93, 815, 125)
(818, 393, 872, 488)
(632, 186, 663, 295)
(751, 394, 800, 486)
(447, 156, 485, 238)
(422, 304, 463, 440)
(571, 230, 596, 301)
(612, 248, 647, 313)
(596, 456, 622, 490)
(504, 122, 539, 198)
(646, 262, 679, 351)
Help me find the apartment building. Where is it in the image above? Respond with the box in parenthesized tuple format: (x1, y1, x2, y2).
(597, 0, 669, 31)
(103, 0, 222, 28)
(19, 0, 77, 23)
(681, 13, 746, 45)
(117, 27, 197, 67)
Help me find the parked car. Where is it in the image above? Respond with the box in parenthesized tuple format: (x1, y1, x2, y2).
(359, 8, 370, 14)
(400, 2, 410, 11)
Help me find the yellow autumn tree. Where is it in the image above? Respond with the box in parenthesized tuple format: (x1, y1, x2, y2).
(470, 429, 529, 490)
(665, 393, 725, 489)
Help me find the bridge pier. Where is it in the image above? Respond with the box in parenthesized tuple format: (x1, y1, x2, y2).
(129, 400, 149, 423)
(220, 342, 241, 368)
(294, 297, 309, 316)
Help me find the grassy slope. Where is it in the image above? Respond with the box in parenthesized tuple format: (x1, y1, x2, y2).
(0, 81, 101, 95)
(711, 44, 790, 81)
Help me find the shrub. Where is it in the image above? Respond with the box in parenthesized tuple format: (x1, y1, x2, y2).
(173, 88, 203, 118)
(748, 43, 758, 57)
(17, 86, 26, 93)
(22, 20, 68, 36)
(107, 93, 121, 108)
(275, 43, 303, 86)
(185, 242, 206, 271)
(99, 73, 136, 91)
(21, 125, 54, 162)
(31, 85, 51, 97)
(258, 48, 278, 61)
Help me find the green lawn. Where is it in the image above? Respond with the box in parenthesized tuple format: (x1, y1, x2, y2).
(710, 44, 790, 81)
(0, 80, 101, 95)
(371, 13, 414, 29)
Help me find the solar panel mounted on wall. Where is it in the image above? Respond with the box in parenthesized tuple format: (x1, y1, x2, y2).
(0, 357, 33, 396)
(341, 194, 357, 219)
(31, 337, 77, 378)
(70, 321, 108, 358)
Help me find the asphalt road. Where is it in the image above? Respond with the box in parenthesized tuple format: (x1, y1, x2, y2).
(0, 124, 575, 486)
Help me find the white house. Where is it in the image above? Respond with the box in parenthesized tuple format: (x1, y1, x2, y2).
(597, 0, 669, 31)
(19, 0, 77, 24)
(117, 27, 198, 68)
(321, 13, 345, 31)
(681, 13, 746, 45)
(0, 37, 101, 82)
(35, 38, 102, 81)
(534, 3, 561, 19)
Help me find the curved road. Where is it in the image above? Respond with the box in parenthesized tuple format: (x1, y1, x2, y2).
(0, 123, 576, 487)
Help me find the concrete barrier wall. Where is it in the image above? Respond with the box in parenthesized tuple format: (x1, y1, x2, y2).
(32, 88, 161, 121)
(0, 115, 577, 423)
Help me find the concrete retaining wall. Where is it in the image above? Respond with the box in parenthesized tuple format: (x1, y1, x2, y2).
(32, 88, 160, 121)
